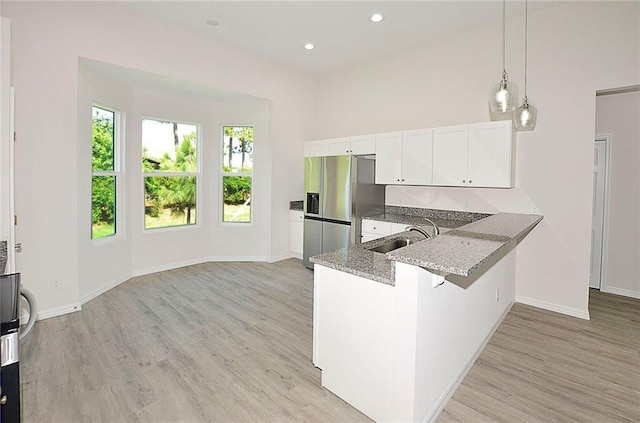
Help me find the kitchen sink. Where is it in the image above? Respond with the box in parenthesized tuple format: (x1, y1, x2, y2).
(367, 238, 413, 254)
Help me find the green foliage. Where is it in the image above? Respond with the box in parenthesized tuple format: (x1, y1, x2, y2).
(223, 126, 253, 171)
(223, 176, 251, 205)
(91, 108, 116, 236)
(142, 133, 198, 226)
(92, 110, 114, 172)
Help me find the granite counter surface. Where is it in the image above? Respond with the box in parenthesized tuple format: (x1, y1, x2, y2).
(362, 205, 490, 231)
(311, 212, 543, 284)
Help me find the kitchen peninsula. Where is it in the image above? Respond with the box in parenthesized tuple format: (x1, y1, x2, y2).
(310, 209, 542, 422)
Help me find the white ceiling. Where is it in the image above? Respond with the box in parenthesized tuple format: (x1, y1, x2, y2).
(121, 1, 547, 75)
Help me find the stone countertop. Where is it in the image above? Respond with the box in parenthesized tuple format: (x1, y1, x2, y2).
(388, 213, 543, 277)
(310, 212, 543, 284)
(363, 205, 491, 231)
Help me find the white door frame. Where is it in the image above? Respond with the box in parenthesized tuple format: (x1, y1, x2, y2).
(591, 134, 612, 291)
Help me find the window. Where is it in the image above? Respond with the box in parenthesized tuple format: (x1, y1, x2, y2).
(222, 126, 253, 223)
(91, 106, 119, 239)
(142, 118, 198, 229)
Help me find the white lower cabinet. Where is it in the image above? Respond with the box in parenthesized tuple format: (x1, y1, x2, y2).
(290, 210, 304, 258)
(361, 219, 410, 242)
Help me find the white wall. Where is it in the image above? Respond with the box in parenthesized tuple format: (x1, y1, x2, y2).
(595, 90, 640, 298)
(3, 2, 316, 317)
(77, 62, 134, 304)
(0, 17, 12, 272)
(315, 2, 639, 318)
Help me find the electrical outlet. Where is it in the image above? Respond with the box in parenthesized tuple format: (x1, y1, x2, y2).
(495, 289, 500, 303)
(52, 278, 60, 289)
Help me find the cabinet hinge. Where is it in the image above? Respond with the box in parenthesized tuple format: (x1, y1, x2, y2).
(13, 215, 17, 225)
(13, 131, 16, 142)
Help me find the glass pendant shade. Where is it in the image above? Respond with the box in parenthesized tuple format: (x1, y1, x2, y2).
(514, 97, 537, 131)
(489, 72, 519, 113)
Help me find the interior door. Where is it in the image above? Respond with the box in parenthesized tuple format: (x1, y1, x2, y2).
(590, 139, 607, 289)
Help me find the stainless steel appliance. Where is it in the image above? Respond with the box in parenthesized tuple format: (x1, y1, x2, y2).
(1, 272, 21, 423)
(303, 155, 385, 268)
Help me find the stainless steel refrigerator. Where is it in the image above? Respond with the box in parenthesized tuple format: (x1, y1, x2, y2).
(303, 155, 385, 269)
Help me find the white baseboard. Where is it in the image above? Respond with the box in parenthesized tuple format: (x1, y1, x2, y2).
(36, 303, 82, 321)
(80, 272, 132, 305)
(426, 301, 514, 423)
(516, 295, 590, 320)
(269, 253, 298, 263)
(37, 256, 300, 321)
(132, 257, 211, 277)
(206, 255, 270, 263)
(602, 286, 640, 299)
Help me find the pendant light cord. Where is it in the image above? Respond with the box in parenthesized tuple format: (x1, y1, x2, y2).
(523, 0, 528, 98)
(502, 0, 506, 73)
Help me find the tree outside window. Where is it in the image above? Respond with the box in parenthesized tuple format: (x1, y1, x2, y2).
(222, 126, 253, 223)
(142, 119, 198, 229)
(92, 106, 117, 239)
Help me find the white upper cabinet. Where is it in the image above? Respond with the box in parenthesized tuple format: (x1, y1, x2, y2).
(307, 120, 514, 188)
(349, 135, 376, 155)
(432, 120, 513, 188)
(326, 137, 351, 156)
(468, 121, 514, 188)
(400, 129, 433, 185)
(304, 140, 329, 157)
(374, 133, 403, 184)
(306, 135, 376, 157)
(375, 130, 433, 185)
(432, 125, 470, 186)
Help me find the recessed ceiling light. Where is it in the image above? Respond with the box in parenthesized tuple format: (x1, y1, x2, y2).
(304, 43, 315, 50)
(206, 20, 219, 27)
(370, 14, 383, 23)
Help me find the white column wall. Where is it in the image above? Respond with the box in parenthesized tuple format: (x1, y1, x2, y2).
(314, 2, 639, 318)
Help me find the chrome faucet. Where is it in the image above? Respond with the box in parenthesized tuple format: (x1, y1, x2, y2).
(406, 225, 431, 239)
(405, 218, 440, 239)
(424, 218, 440, 237)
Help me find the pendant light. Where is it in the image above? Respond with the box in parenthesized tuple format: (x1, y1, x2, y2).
(514, 0, 537, 131)
(489, 0, 518, 113)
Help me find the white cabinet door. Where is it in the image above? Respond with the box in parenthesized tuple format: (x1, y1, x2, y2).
(290, 211, 304, 257)
(305, 140, 328, 157)
(326, 137, 351, 156)
(361, 219, 392, 243)
(361, 232, 382, 243)
(375, 133, 403, 184)
(401, 129, 433, 185)
(432, 125, 469, 186)
(350, 135, 376, 155)
(468, 121, 513, 188)
(389, 222, 410, 235)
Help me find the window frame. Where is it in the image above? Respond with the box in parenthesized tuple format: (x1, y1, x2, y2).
(91, 104, 123, 242)
(220, 124, 254, 226)
(141, 116, 201, 232)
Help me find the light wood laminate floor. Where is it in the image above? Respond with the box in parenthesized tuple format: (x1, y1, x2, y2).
(438, 289, 640, 423)
(21, 260, 639, 422)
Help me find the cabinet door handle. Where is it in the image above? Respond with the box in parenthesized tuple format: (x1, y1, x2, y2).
(469, 179, 472, 184)
(462, 180, 466, 183)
